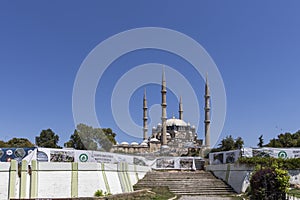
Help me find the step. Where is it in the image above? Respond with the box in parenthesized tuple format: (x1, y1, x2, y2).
(133, 170, 236, 196)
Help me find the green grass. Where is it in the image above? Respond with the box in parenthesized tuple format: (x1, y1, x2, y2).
(288, 188, 300, 198)
(144, 187, 177, 200)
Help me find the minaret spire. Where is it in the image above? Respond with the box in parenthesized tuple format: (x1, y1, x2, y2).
(204, 74, 211, 147)
(143, 88, 148, 140)
(179, 96, 183, 120)
(161, 67, 167, 145)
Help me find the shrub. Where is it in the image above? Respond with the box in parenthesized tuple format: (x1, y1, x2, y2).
(238, 157, 300, 170)
(94, 189, 111, 197)
(94, 189, 104, 197)
(250, 168, 289, 200)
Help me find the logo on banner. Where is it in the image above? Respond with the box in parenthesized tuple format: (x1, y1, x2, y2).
(79, 153, 88, 162)
(6, 150, 13, 156)
(278, 151, 287, 158)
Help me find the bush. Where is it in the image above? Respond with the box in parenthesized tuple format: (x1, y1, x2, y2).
(94, 189, 104, 197)
(238, 157, 300, 170)
(250, 168, 289, 200)
(94, 189, 111, 197)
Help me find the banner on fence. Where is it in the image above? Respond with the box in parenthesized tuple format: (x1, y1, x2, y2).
(252, 147, 300, 159)
(0, 147, 36, 163)
(22, 147, 157, 166)
(209, 150, 241, 165)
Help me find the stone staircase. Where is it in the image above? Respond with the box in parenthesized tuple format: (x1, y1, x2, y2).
(133, 170, 236, 196)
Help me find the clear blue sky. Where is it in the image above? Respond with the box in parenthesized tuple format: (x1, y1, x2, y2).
(1, 1, 300, 148)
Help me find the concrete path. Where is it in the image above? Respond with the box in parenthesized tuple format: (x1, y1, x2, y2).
(178, 196, 237, 200)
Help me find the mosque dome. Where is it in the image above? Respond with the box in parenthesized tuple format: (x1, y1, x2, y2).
(131, 142, 139, 146)
(142, 139, 148, 143)
(166, 116, 187, 127)
(120, 142, 129, 145)
(150, 138, 159, 142)
(140, 142, 148, 146)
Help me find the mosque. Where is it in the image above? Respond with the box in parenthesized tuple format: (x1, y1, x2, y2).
(111, 70, 211, 156)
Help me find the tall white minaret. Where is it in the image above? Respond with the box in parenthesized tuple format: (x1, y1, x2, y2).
(179, 96, 183, 120)
(161, 69, 167, 145)
(143, 89, 148, 140)
(204, 75, 211, 147)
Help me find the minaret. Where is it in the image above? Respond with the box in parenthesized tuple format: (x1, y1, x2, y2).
(143, 89, 148, 140)
(179, 96, 183, 120)
(161, 69, 167, 145)
(204, 75, 211, 147)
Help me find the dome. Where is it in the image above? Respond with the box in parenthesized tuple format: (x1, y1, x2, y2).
(142, 139, 148, 143)
(131, 142, 139, 146)
(120, 142, 129, 145)
(166, 117, 187, 127)
(150, 138, 159, 142)
(140, 142, 148, 146)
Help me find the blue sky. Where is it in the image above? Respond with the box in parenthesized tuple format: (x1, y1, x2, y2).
(0, 1, 300, 148)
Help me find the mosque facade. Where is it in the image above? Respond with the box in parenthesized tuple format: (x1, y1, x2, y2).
(111, 70, 211, 156)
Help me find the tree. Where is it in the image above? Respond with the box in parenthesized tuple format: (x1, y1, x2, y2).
(219, 135, 235, 151)
(266, 130, 300, 147)
(0, 140, 7, 147)
(210, 135, 245, 153)
(75, 124, 116, 151)
(234, 137, 244, 149)
(101, 128, 117, 145)
(257, 135, 264, 148)
(278, 132, 295, 147)
(6, 138, 34, 147)
(64, 129, 86, 150)
(36, 129, 61, 148)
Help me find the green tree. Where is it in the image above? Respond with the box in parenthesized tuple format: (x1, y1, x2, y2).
(75, 124, 116, 151)
(257, 135, 264, 148)
(6, 138, 34, 147)
(219, 135, 235, 151)
(0, 140, 7, 147)
(234, 137, 244, 149)
(101, 128, 117, 145)
(266, 130, 300, 147)
(36, 129, 61, 148)
(278, 132, 295, 147)
(210, 135, 245, 153)
(64, 129, 86, 150)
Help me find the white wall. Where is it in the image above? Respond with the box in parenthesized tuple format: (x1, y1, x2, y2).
(0, 162, 11, 200)
(206, 163, 254, 193)
(0, 161, 151, 199)
(37, 162, 72, 198)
